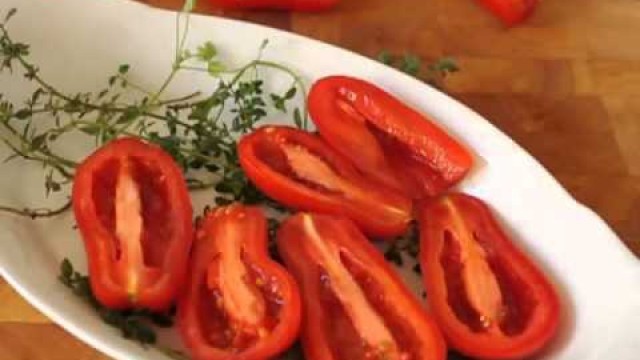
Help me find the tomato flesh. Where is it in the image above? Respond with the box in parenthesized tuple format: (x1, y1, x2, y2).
(195, 211, 281, 350)
(92, 156, 173, 268)
(277, 213, 446, 360)
(72, 137, 193, 311)
(89, 155, 178, 299)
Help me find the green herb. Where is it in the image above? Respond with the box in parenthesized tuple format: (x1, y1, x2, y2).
(0, 5, 308, 218)
(384, 222, 420, 270)
(376, 51, 459, 89)
(58, 258, 174, 346)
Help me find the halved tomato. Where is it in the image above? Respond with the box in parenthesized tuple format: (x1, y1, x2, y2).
(419, 193, 561, 359)
(277, 212, 447, 360)
(309, 75, 474, 199)
(238, 125, 412, 238)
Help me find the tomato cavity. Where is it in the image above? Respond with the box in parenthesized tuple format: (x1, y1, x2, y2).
(198, 252, 281, 350)
(440, 230, 536, 336)
(92, 159, 119, 253)
(91, 156, 172, 268)
(253, 136, 346, 195)
(304, 216, 403, 360)
(341, 253, 422, 360)
(473, 234, 537, 336)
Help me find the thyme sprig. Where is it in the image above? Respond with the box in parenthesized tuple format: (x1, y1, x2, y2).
(0, 5, 307, 217)
(58, 258, 174, 346)
(384, 222, 422, 274)
(377, 50, 459, 89)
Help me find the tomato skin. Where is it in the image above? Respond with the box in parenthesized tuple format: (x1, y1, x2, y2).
(207, 0, 338, 11)
(72, 137, 193, 311)
(238, 125, 412, 238)
(476, 0, 538, 26)
(277, 213, 447, 360)
(419, 193, 561, 359)
(308, 75, 474, 199)
(178, 204, 301, 360)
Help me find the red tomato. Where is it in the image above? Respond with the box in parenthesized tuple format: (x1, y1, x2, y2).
(309, 76, 474, 199)
(206, 0, 338, 11)
(277, 213, 447, 360)
(476, 0, 538, 26)
(419, 193, 561, 359)
(72, 137, 193, 311)
(237, 125, 412, 238)
(178, 204, 301, 360)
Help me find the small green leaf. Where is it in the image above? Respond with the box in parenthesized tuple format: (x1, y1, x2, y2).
(116, 107, 140, 124)
(430, 57, 459, 74)
(400, 54, 421, 76)
(60, 258, 73, 280)
(196, 41, 218, 62)
(377, 50, 394, 65)
(118, 64, 130, 75)
(207, 61, 225, 76)
(270, 94, 286, 113)
(259, 39, 269, 52)
(97, 89, 109, 99)
(14, 108, 32, 120)
(284, 86, 297, 99)
(4, 8, 17, 22)
(30, 133, 47, 150)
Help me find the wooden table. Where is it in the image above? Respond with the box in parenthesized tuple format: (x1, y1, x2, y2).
(1, 0, 639, 358)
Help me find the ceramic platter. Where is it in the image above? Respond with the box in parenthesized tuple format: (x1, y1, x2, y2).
(0, 0, 639, 359)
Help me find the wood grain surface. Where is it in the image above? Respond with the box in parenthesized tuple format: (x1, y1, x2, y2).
(1, 0, 639, 358)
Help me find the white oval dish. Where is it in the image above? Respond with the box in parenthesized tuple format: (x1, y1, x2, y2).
(1, 0, 639, 359)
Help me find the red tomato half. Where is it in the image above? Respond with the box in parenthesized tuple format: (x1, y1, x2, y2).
(309, 75, 474, 199)
(72, 137, 193, 311)
(178, 204, 301, 360)
(277, 213, 447, 360)
(238, 125, 412, 238)
(419, 193, 561, 359)
(476, 0, 538, 26)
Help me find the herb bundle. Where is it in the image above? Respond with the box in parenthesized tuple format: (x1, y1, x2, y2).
(0, 3, 307, 218)
(59, 258, 174, 346)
